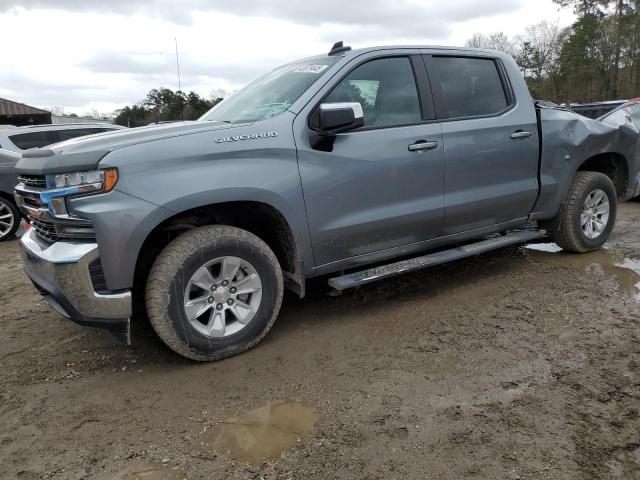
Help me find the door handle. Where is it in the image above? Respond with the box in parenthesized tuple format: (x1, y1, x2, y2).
(408, 140, 438, 152)
(510, 131, 533, 140)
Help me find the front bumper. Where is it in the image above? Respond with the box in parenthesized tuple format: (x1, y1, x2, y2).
(19, 228, 132, 343)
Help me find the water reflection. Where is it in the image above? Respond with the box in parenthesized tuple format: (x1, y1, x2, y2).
(524, 243, 640, 301)
(200, 400, 316, 465)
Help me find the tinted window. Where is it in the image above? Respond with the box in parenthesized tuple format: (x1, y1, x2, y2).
(324, 57, 421, 128)
(9, 128, 112, 150)
(56, 128, 110, 142)
(432, 56, 509, 119)
(8, 132, 49, 150)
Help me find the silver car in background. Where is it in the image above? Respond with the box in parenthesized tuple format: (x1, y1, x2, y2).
(0, 123, 126, 241)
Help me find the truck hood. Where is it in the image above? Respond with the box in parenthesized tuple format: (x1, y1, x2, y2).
(15, 121, 245, 175)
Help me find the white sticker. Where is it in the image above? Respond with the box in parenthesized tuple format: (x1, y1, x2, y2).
(293, 64, 329, 74)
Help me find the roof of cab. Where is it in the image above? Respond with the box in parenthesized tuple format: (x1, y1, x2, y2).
(280, 44, 510, 74)
(335, 44, 506, 58)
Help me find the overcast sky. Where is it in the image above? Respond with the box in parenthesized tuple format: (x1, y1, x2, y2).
(0, 0, 575, 115)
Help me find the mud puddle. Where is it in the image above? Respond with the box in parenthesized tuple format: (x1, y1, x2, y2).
(524, 243, 640, 300)
(94, 463, 183, 480)
(200, 400, 316, 465)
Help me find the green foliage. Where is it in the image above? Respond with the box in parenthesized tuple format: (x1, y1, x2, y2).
(114, 88, 221, 127)
(468, 1, 640, 103)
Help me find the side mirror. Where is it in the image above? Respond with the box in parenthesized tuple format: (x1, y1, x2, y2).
(318, 102, 364, 135)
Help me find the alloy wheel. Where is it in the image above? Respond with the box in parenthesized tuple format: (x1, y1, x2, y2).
(183, 256, 263, 338)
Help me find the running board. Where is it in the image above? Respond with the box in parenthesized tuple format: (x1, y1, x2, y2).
(328, 229, 546, 291)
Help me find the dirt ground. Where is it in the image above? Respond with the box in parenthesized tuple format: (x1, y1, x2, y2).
(1, 204, 639, 480)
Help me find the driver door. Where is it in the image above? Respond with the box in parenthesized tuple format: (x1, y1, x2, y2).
(293, 53, 445, 266)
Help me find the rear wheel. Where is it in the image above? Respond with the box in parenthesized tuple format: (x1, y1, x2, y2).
(0, 198, 19, 242)
(546, 171, 617, 252)
(145, 225, 283, 361)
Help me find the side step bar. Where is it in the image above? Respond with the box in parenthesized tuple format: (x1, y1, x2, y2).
(328, 229, 546, 291)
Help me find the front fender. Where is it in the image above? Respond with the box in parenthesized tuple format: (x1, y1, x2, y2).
(76, 114, 313, 290)
(71, 186, 313, 292)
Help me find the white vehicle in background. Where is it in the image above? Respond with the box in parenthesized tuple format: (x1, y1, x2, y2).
(0, 123, 126, 241)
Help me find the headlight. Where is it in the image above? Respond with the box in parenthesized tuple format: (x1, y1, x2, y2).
(43, 168, 118, 217)
(51, 168, 118, 193)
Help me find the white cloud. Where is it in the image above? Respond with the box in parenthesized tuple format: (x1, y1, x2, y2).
(0, 1, 575, 114)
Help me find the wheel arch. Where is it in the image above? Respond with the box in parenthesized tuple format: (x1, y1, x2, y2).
(0, 190, 17, 204)
(132, 197, 306, 313)
(577, 152, 629, 199)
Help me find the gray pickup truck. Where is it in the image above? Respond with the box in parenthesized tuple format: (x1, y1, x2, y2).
(14, 43, 640, 361)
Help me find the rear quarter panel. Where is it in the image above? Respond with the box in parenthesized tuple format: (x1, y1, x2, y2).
(532, 107, 640, 219)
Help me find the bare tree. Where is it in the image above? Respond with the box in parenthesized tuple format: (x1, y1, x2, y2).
(83, 108, 113, 121)
(50, 106, 66, 116)
(516, 21, 561, 81)
(210, 88, 230, 102)
(465, 32, 518, 57)
(514, 21, 563, 99)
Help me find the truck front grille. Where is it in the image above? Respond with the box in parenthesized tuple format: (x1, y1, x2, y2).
(17, 174, 47, 189)
(31, 219, 59, 243)
(16, 177, 97, 244)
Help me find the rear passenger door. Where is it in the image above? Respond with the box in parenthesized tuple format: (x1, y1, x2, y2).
(424, 54, 539, 234)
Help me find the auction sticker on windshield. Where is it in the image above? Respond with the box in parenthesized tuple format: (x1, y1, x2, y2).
(293, 64, 329, 74)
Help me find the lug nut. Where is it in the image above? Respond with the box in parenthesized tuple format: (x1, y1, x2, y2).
(210, 284, 217, 291)
(217, 303, 223, 310)
(230, 287, 237, 294)
(208, 297, 214, 303)
(222, 280, 229, 287)
(227, 299, 234, 306)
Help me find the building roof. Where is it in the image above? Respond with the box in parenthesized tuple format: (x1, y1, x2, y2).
(0, 97, 50, 116)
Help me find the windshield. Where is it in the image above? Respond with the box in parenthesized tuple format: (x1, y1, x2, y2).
(200, 57, 339, 124)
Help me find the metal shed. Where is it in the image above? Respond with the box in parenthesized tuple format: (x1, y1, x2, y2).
(0, 97, 51, 126)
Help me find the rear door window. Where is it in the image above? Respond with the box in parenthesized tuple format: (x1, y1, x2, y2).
(430, 56, 510, 119)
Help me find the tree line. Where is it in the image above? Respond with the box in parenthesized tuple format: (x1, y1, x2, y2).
(113, 88, 226, 127)
(466, 0, 640, 104)
(114, 0, 639, 127)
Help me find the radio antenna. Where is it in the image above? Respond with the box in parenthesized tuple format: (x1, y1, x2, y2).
(175, 36, 184, 120)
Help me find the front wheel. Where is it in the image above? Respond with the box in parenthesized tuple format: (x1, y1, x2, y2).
(145, 225, 284, 361)
(546, 171, 617, 252)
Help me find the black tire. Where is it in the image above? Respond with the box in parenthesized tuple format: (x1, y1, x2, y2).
(0, 198, 20, 242)
(545, 171, 617, 252)
(145, 225, 284, 361)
